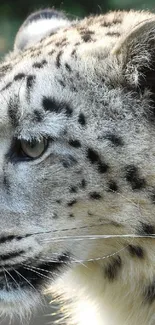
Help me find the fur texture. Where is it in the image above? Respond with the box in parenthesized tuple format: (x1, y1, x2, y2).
(1, 8, 155, 325)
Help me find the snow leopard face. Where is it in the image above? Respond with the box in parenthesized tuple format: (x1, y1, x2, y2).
(1, 8, 155, 319)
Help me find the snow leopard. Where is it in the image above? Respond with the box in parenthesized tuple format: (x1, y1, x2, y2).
(1, 7, 155, 325)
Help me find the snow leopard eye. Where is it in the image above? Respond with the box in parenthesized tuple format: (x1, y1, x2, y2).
(20, 138, 48, 159)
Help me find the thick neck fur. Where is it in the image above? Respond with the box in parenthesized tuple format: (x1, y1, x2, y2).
(50, 238, 155, 325)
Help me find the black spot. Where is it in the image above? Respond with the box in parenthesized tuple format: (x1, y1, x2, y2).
(108, 181, 118, 192)
(81, 179, 86, 188)
(128, 245, 144, 258)
(27, 75, 36, 89)
(87, 148, 109, 174)
(67, 200, 77, 207)
(42, 97, 73, 116)
(98, 161, 109, 174)
(48, 49, 55, 56)
(65, 63, 72, 72)
(101, 18, 122, 27)
(58, 79, 66, 87)
(55, 41, 61, 47)
(69, 139, 81, 148)
(144, 281, 155, 304)
(101, 21, 113, 27)
(125, 165, 146, 190)
(70, 186, 77, 193)
(104, 256, 122, 281)
(140, 222, 154, 235)
(56, 200, 62, 204)
(56, 50, 63, 68)
(104, 133, 123, 146)
(33, 110, 43, 122)
(69, 213, 75, 218)
(106, 32, 120, 37)
(81, 33, 92, 42)
(71, 49, 76, 57)
(87, 148, 99, 164)
(78, 113, 86, 126)
(89, 192, 101, 200)
(14, 73, 25, 81)
(32, 60, 47, 69)
(53, 213, 58, 219)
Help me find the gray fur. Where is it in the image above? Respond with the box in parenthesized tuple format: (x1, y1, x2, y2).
(1, 9, 155, 324)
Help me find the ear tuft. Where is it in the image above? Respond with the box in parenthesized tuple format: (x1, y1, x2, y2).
(14, 9, 71, 51)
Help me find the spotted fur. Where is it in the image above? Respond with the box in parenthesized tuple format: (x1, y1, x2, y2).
(1, 8, 155, 325)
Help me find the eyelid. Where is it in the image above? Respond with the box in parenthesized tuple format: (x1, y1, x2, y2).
(6, 136, 51, 163)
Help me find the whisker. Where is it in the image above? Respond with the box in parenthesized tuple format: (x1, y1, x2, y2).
(21, 265, 56, 282)
(2, 268, 10, 291)
(40, 233, 155, 243)
(21, 262, 58, 276)
(13, 268, 37, 292)
(22, 221, 116, 238)
(3, 267, 20, 289)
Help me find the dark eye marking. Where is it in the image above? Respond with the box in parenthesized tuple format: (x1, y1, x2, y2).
(42, 97, 73, 116)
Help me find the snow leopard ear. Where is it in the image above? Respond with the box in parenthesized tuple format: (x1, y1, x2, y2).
(14, 9, 71, 51)
(111, 19, 155, 88)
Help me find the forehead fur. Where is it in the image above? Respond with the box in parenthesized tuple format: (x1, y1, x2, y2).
(0, 10, 155, 79)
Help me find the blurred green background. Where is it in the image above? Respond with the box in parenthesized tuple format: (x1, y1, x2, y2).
(0, 0, 155, 55)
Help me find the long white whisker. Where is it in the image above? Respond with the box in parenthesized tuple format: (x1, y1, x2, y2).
(13, 268, 37, 292)
(40, 233, 155, 243)
(21, 265, 56, 282)
(2, 268, 10, 291)
(3, 267, 20, 289)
